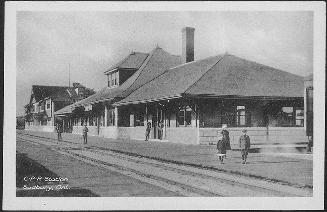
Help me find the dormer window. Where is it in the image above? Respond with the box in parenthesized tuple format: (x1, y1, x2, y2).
(107, 70, 119, 88)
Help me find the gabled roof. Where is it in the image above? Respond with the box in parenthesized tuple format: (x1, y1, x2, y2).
(104, 52, 149, 74)
(54, 103, 74, 115)
(30, 84, 95, 105)
(114, 54, 304, 106)
(71, 47, 181, 108)
(31, 85, 74, 102)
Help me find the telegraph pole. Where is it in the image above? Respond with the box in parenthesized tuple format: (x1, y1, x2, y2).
(68, 63, 71, 87)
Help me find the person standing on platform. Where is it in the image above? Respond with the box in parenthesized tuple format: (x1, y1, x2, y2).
(221, 124, 231, 158)
(145, 122, 151, 141)
(239, 129, 251, 164)
(83, 123, 88, 144)
(56, 123, 62, 141)
(159, 121, 164, 140)
(216, 135, 227, 164)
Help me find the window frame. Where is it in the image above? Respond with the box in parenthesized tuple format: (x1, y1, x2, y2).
(46, 101, 51, 110)
(107, 109, 115, 126)
(280, 106, 295, 127)
(135, 111, 145, 126)
(236, 105, 246, 127)
(295, 107, 304, 127)
(177, 106, 192, 127)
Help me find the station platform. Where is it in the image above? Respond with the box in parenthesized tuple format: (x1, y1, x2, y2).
(18, 130, 313, 188)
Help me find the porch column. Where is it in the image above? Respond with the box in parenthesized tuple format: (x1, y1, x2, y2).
(195, 104, 199, 127)
(51, 101, 55, 126)
(145, 104, 148, 122)
(104, 104, 108, 127)
(63, 119, 65, 133)
(184, 106, 187, 127)
(114, 107, 119, 127)
(163, 110, 166, 139)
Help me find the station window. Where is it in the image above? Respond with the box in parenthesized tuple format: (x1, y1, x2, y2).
(40, 102, 45, 111)
(177, 106, 192, 127)
(135, 111, 145, 126)
(107, 71, 119, 88)
(295, 108, 304, 127)
(89, 115, 93, 126)
(236, 105, 246, 126)
(280, 107, 294, 127)
(107, 109, 115, 126)
(46, 101, 50, 109)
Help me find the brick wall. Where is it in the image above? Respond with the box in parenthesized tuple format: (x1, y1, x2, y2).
(199, 127, 306, 146)
(165, 127, 199, 145)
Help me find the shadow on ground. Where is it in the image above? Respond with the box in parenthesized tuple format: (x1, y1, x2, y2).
(16, 152, 99, 197)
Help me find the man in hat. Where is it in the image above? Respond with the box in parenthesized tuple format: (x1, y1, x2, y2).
(239, 129, 251, 164)
(145, 122, 151, 141)
(56, 123, 62, 142)
(82, 123, 88, 144)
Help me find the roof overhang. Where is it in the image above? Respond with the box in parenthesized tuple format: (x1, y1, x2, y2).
(182, 94, 303, 100)
(104, 68, 118, 75)
(54, 113, 71, 117)
(113, 94, 182, 106)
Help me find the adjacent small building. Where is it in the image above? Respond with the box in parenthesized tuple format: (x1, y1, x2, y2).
(24, 83, 95, 132)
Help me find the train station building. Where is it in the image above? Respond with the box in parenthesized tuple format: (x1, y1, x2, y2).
(53, 27, 306, 146)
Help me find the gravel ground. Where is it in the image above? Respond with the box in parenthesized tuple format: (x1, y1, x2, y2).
(19, 130, 313, 187)
(17, 138, 182, 196)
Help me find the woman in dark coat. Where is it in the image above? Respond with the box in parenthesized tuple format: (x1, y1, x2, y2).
(216, 135, 227, 163)
(221, 124, 231, 160)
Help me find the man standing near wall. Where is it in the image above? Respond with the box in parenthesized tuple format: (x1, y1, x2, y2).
(145, 122, 151, 141)
(239, 129, 251, 164)
(56, 123, 62, 142)
(83, 123, 88, 144)
(158, 121, 164, 140)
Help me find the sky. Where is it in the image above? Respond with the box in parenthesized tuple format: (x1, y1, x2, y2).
(16, 11, 313, 116)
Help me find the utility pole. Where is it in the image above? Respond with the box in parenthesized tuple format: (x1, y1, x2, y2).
(68, 63, 71, 87)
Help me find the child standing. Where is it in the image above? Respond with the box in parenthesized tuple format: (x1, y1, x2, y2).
(239, 129, 251, 164)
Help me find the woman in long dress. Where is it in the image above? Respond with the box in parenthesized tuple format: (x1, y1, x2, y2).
(216, 135, 227, 163)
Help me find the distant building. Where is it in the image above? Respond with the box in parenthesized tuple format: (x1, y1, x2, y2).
(55, 27, 306, 146)
(24, 83, 95, 132)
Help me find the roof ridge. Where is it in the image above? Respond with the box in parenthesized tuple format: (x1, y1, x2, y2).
(115, 54, 225, 105)
(122, 50, 154, 89)
(32, 85, 70, 88)
(118, 64, 172, 102)
(117, 47, 165, 99)
(183, 55, 226, 94)
(168, 54, 223, 70)
(131, 51, 148, 55)
(105, 52, 136, 73)
(230, 54, 304, 79)
(108, 48, 181, 102)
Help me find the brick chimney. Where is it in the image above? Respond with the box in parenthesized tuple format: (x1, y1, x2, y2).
(182, 27, 195, 63)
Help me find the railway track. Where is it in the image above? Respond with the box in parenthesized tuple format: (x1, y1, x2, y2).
(16, 132, 313, 197)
